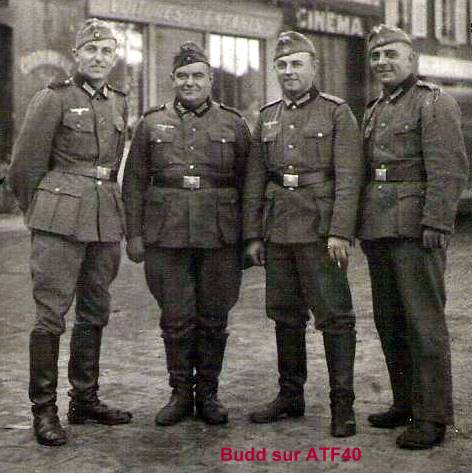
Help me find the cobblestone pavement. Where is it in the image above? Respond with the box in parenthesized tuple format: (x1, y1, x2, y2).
(1, 215, 471, 473)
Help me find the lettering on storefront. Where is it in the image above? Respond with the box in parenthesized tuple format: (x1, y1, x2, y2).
(20, 50, 73, 75)
(89, 0, 281, 38)
(296, 8, 365, 37)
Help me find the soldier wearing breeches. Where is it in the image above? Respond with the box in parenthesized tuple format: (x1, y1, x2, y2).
(122, 43, 250, 426)
(8, 19, 132, 447)
(359, 25, 468, 449)
(244, 32, 363, 437)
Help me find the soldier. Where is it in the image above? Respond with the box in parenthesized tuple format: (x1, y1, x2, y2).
(359, 25, 468, 449)
(122, 43, 250, 426)
(8, 19, 132, 447)
(244, 31, 362, 437)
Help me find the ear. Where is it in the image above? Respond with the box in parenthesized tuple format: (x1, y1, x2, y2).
(72, 48, 79, 63)
(169, 72, 175, 82)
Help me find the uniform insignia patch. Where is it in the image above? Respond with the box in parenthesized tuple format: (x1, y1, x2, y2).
(156, 123, 175, 130)
(263, 121, 278, 128)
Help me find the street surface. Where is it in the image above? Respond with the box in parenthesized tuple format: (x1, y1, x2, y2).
(0, 214, 471, 473)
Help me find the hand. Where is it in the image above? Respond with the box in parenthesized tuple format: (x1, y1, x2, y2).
(422, 228, 449, 249)
(327, 236, 350, 271)
(246, 239, 266, 266)
(126, 236, 145, 263)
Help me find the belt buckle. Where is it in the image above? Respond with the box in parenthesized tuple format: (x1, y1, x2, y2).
(96, 166, 111, 180)
(283, 173, 299, 188)
(375, 168, 387, 182)
(183, 175, 200, 190)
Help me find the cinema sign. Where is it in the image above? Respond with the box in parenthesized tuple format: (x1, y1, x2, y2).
(296, 7, 366, 37)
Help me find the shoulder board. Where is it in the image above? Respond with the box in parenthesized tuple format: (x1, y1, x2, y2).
(416, 80, 440, 91)
(416, 80, 441, 101)
(319, 92, 345, 105)
(48, 77, 74, 90)
(366, 95, 381, 108)
(260, 99, 282, 112)
(143, 104, 167, 117)
(107, 84, 127, 96)
(219, 103, 243, 118)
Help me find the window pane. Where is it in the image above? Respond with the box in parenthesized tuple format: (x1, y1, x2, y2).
(209, 33, 263, 131)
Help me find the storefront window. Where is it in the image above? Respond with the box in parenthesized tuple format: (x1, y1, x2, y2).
(209, 34, 263, 131)
(108, 21, 144, 136)
(385, 0, 427, 37)
(434, 0, 468, 43)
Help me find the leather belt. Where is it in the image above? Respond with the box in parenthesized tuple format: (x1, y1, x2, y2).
(368, 162, 426, 182)
(53, 164, 117, 181)
(269, 170, 332, 188)
(149, 174, 238, 189)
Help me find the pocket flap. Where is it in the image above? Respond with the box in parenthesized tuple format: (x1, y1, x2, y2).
(150, 128, 175, 143)
(37, 175, 82, 198)
(63, 112, 94, 132)
(303, 124, 333, 138)
(397, 185, 425, 198)
(208, 130, 236, 143)
(392, 120, 419, 134)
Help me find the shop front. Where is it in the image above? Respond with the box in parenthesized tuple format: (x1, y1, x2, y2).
(289, 0, 382, 123)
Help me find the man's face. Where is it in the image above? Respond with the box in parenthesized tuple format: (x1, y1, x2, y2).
(171, 62, 213, 108)
(73, 39, 118, 84)
(274, 52, 316, 99)
(369, 42, 415, 89)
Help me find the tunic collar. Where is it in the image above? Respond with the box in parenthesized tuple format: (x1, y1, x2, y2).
(283, 85, 319, 109)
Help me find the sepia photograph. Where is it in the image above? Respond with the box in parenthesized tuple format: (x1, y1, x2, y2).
(0, 0, 471, 472)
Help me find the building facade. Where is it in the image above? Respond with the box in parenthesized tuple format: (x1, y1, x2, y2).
(1, 0, 472, 210)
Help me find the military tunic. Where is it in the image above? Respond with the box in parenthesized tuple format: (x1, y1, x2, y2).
(122, 99, 250, 338)
(243, 88, 363, 331)
(358, 76, 468, 425)
(8, 74, 127, 334)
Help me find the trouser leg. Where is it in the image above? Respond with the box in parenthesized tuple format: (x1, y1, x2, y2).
(362, 240, 413, 412)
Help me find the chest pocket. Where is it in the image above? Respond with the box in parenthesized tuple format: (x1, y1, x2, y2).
(149, 127, 176, 166)
(392, 120, 421, 158)
(63, 112, 95, 133)
(303, 124, 333, 166)
(208, 129, 236, 172)
(261, 126, 279, 165)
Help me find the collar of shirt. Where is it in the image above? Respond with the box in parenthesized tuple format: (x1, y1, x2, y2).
(381, 74, 417, 103)
(73, 73, 109, 99)
(283, 85, 319, 109)
(174, 98, 212, 119)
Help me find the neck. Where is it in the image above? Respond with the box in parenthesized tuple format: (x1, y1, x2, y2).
(179, 97, 208, 110)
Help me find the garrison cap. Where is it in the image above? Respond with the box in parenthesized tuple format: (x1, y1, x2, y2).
(274, 31, 316, 60)
(75, 18, 117, 50)
(173, 42, 210, 72)
(367, 24, 412, 53)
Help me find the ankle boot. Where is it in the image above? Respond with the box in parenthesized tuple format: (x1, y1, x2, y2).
(323, 331, 356, 437)
(67, 325, 132, 425)
(155, 334, 195, 426)
(29, 331, 67, 446)
(195, 331, 228, 425)
(250, 325, 306, 423)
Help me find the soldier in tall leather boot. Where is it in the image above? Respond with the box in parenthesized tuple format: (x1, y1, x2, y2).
(123, 42, 250, 426)
(359, 25, 468, 449)
(244, 32, 362, 437)
(8, 19, 132, 446)
(195, 330, 229, 424)
(154, 335, 195, 426)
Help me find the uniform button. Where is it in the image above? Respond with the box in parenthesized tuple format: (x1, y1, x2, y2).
(97, 180, 102, 186)
(380, 144, 385, 149)
(221, 138, 226, 143)
(189, 164, 195, 170)
(289, 124, 295, 129)
(287, 165, 294, 170)
(378, 185, 382, 190)
(317, 132, 323, 137)
(189, 145, 194, 150)
(192, 128, 197, 132)
(54, 187, 60, 192)
(288, 144, 294, 149)
(76, 123, 81, 129)
(380, 164, 386, 169)
(156, 139, 162, 143)
(380, 122, 386, 127)
(291, 105, 296, 109)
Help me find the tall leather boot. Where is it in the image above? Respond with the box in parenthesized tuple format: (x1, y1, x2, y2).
(323, 331, 356, 437)
(195, 330, 229, 425)
(155, 335, 195, 426)
(67, 324, 132, 425)
(29, 331, 67, 446)
(250, 325, 306, 423)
